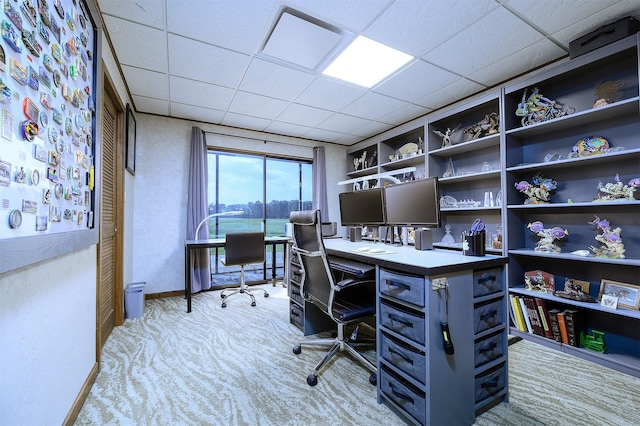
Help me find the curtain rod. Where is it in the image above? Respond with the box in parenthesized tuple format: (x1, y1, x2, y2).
(204, 130, 317, 149)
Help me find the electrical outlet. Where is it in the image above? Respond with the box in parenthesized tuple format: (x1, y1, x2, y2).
(432, 277, 448, 290)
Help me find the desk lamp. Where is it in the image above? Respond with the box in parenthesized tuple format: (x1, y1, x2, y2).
(194, 211, 244, 241)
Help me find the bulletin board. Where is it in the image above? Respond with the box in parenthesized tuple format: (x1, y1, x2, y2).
(0, 0, 98, 273)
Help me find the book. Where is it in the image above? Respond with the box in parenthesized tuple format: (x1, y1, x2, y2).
(534, 298, 554, 339)
(524, 297, 544, 336)
(556, 311, 569, 344)
(518, 296, 533, 333)
(564, 309, 585, 347)
(548, 309, 562, 342)
(509, 295, 526, 332)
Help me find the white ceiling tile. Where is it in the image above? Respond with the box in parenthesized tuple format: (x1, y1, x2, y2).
(165, 0, 277, 54)
(171, 103, 226, 124)
(364, 0, 500, 56)
(264, 121, 311, 138)
(132, 96, 170, 116)
(122, 66, 169, 100)
(169, 77, 236, 111)
(102, 16, 168, 72)
(276, 103, 335, 127)
(317, 113, 375, 134)
(469, 39, 566, 87)
(99, 0, 165, 29)
(333, 134, 366, 145)
(415, 78, 485, 110)
(294, 77, 366, 110)
(168, 35, 251, 88)
(227, 91, 289, 120)
(302, 127, 347, 143)
(341, 92, 408, 122)
(239, 58, 316, 100)
(374, 60, 459, 102)
(221, 112, 272, 131)
(378, 104, 431, 128)
(285, 0, 391, 33)
(426, 7, 545, 76)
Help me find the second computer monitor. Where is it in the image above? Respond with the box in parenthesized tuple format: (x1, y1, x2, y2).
(383, 177, 441, 228)
(338, 187, 386, 226)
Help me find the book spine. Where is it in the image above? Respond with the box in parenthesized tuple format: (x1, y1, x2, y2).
(510, 295, 526, 332)
(556, 311, 569, 344)
(524, 297, 543, 336)
(534, 298, 554, 339)
(548, 309, 562, 342)
(564, 309, 584, 347)
(518, 297, 532, 333)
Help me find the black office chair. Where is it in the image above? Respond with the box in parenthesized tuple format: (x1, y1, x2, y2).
(289, 210, 377, 386)
(220, 232, 269, 308)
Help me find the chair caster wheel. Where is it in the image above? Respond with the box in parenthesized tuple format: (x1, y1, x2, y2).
(251, 301, 256, 306)
(222, 303, 227, 308)
(220, 294, 225, 298)
(264, 293, 269, 298)
(307, 374, 318, 386)
(369, 373, 377, 386)
(293, 345, 301, 355)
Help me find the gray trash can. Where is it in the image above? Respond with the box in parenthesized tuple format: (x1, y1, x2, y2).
(124, 282, 146, 319)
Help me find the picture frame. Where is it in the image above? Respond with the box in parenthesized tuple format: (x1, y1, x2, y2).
(598, 279, 640, 310)
(125, 103, 136, 175)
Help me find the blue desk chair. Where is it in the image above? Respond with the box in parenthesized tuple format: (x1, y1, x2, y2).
(289, 210, 377, 386)
(220, 232, 269, 308)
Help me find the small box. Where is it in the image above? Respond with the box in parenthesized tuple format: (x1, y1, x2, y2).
(348, 226, 362, 242)
(321, 222, 337, 237)
(569, 17, 639, 59)
(414, 228, 433, 250)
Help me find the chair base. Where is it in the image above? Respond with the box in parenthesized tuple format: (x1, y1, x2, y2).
(220, 268, 269, 308)
(293, 323, 377, 386)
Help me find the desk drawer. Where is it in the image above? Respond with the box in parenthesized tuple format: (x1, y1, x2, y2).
(381, 366, 426, 425)
(380, 269, 425, 307)
(473, 298, 503, 334)
(381, 332, 426, 384)
(473, 268, 502, 297)
(380, 301, 425, 346)
(475, 363, 506, 404)
(289, 284, 303, 305)
(474, 331, 504, 368)
(289, 302, 303, 328)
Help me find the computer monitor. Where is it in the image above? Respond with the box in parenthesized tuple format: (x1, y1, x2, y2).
(338, 187, 386, 226)
(383, 177, 441, 228)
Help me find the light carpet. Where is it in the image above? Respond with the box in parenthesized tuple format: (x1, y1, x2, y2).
(75, 285, 640, 426)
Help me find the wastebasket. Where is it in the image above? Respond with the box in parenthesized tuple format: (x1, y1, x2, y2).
(124, 282, 146, 319)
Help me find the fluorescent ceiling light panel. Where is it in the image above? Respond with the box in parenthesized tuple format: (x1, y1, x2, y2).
(323, 36, 414, 88)
(262, 12, 343, 70)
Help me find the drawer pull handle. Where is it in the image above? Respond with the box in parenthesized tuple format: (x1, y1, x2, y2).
(479, 342, 497, 354)
(389, 383, 414, 403)
(481, 377, 499, 389)
(480, 309, 498, 321)
(291, 311, 300, 318)
(388, 347, 414, 364)
(388, 313, 414, 328)
(478, 275, 497, 286)
(386, 279, 410, 290)
(291, 288, 301, 295)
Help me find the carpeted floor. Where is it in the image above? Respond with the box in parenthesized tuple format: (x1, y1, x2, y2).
(75, 285, 640, 426)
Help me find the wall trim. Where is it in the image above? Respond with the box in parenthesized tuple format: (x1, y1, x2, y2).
(63, 362, 99, 426)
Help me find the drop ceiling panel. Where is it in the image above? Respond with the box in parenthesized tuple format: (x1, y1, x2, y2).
(227, 91, 289, 120)
(102, 15, 168, 72)
(264, 121, 312, 138)
(169, 77, 236, 111)
(122, 66, 169, 100)
(276, 103, 335, 127)
(171, 103, 226, 124)
(286, 0, 392, 33)
(415, 78, 486, 110)
(317, 113, 376, 134)
(374, 60, 460, 102)
(222, 112, 272, 131)
(294, 77, 367, 111)
(133, 96, 170, 116)
(340, 92, 409, 122)
(239, 58, 316, 101)
(98, 0, 165, 29)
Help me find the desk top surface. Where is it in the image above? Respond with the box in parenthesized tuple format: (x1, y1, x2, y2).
(323, 238, 506, 273)
(185, 236, 290, 247)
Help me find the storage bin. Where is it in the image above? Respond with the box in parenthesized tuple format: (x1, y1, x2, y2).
(124, 282, 145, 319)
(380, 300, 425, 346)
(475, 363, 506, 403)
(473, 298, 503, 334)
(380, 268, 425, 307)
(474, 331, 505, 368)
(473, 268, 502, 297)
(381, 332, 426, 384)
(380, 366, 426, 425)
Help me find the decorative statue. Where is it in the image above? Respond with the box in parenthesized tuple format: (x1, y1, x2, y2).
(594, 175, 640, 201)
(433, 125, 460, 148)
(569, 136, 609, 157)
(588, 216, 625, 259)
(515, 87, 575, 126)
(515, 174, 557, 204)
(527, 221, 568, 253)
(593, 79, 624, 108)
(464, 112, 499, 140)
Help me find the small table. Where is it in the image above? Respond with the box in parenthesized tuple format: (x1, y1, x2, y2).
(184, 236, 290, 313)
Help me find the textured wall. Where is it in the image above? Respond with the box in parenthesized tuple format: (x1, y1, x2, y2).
(132, 115, 347, 294)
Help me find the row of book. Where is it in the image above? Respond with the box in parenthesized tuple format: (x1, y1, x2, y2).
(509, 294, 584, 347)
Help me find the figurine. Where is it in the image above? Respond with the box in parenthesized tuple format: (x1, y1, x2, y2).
(569, 136, 609, 157)
(593, 79, 624, 108)
(594, 175, 639, 201)
(515, 174, 557, 204)
(527, 220, 568, 253)
(588, 215, 625, 259)
(515, 87, 575, 126)
(433, 125, 459, 148)
(554, 280, 596, 302)
(464, 112, 499, 140)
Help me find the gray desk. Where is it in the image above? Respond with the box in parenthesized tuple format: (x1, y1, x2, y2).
(320, 238, 508, 426)
(184, 236, 290, 313)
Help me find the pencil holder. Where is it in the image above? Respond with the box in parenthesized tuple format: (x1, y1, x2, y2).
(463, 231, 486, 256)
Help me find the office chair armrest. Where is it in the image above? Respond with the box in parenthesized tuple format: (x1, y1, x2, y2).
(335, 277, 376, 292)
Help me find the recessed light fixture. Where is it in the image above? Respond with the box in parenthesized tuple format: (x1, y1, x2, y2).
(323, 35, 414, 88)
(261, 10, 344, 71)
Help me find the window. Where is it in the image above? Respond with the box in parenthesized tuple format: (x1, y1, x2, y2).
(206, 149, 312, 286)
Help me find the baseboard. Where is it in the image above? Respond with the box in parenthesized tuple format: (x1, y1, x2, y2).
(63, 362, 99, 426)
(146, 290, 183, 300)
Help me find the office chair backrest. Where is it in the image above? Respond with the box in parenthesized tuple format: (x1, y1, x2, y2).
(289, 210, 333, 309)
(223, 232, 265, 266)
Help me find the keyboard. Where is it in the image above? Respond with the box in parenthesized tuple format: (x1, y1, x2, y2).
(329, 256, 375, 277)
